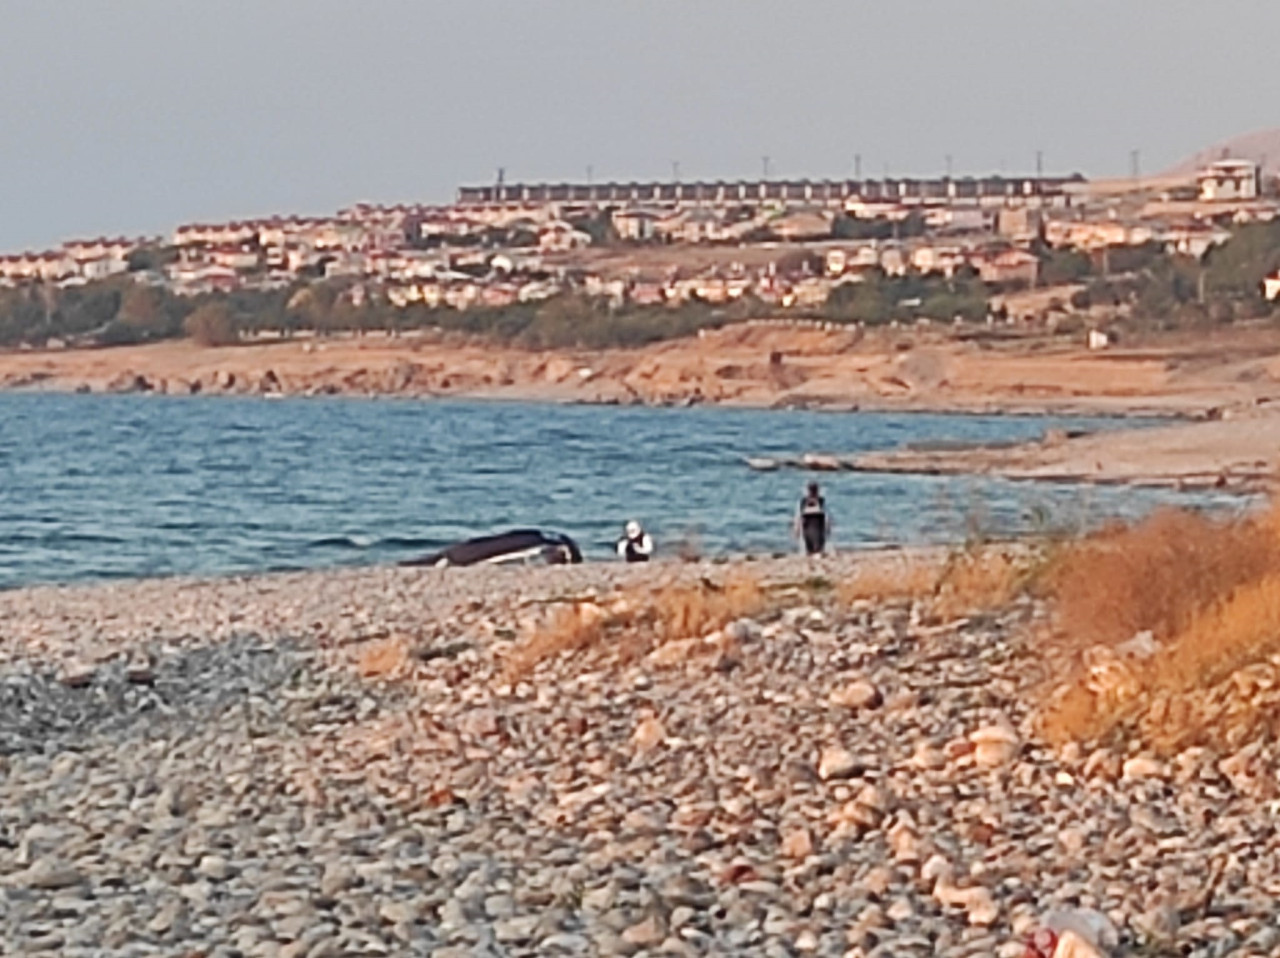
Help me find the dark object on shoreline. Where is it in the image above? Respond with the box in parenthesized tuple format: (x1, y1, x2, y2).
(400, 529, 583, 568)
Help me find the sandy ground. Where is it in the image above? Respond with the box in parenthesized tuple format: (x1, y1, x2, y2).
(843, 410, 1280, 493)
(3, 323, 1279, 413)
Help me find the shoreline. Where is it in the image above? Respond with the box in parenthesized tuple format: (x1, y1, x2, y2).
(0, 379, 1199, 421)
(3, 324, 1275, 420)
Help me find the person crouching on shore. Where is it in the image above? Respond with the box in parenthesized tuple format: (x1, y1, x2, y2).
(617, 520, 653, 562)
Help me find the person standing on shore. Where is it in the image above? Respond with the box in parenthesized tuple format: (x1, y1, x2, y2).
(617, 520, 654, 562)
(794, 481, 831, 555)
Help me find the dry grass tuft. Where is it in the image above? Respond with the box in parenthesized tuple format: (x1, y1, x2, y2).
(1042, 506, 1280, 655)
(357, 637, 412, 679)
(649, 574, 765, 642)
(838, 557, 939, 605)
(501, 601, 614, 681)
(837, 547, 1032, 619)
(502, 573, 765, 681)
(1037, 503, 1280, 752)
(934, 548, 1029, 619)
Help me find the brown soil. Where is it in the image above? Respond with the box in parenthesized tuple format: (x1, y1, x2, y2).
(4, 322, 1279, 414)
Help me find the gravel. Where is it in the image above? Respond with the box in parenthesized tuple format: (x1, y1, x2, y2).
(1, 554, 1277, 956)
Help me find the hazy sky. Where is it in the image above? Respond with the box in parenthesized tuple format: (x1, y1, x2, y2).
(2, 1, 1278, 251)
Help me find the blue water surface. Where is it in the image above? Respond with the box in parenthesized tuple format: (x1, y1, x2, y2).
(0, 394, 1240, 589)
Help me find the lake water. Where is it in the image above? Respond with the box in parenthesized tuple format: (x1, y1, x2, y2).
(0, 394, 1237, 589)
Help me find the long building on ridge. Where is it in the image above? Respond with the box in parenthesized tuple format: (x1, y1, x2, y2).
(456, 174, 1086, 210)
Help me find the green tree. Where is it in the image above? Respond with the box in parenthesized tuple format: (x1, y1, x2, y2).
(831, 214, 892, 241)
(183, 302, 239, 346)
(1203, 221, 1280, 300)
(126, 245, 179, 272)
(116, 285, 167, 334)
(1037, 248, 1092, 285)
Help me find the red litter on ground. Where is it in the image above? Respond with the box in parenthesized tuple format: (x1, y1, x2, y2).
(1025, 928, 1059, 958)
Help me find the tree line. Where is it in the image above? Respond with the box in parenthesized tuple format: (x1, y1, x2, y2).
(1, 220, 1277, 350)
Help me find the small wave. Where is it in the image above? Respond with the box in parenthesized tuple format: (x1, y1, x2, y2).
(306, 535, 369, 550)
(374, 535, 445, 550)
(47, 532, 129, 546)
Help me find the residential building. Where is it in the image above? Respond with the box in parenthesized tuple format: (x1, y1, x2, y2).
(1264, 269, 1280, 302)
(537, 221, 592, 252)
(770, 208, 833, 241)
(910, 244, 968, 277)
(166, 263, 240, 295)
(1160, 224, 1232, 258)
(612, 209, 660, 241)
(975, 249, 1039, 286)
(1197, 159, 1261, 202)
(996, 208, 1043, 243)
(879, 245, 908, 277)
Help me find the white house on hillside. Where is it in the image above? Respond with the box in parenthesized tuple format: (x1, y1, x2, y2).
(1264, 269, 1280, 302)
(1197, 159, 1261, 201)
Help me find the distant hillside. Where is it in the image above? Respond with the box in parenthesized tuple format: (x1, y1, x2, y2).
(1162, 127, 1280, 176)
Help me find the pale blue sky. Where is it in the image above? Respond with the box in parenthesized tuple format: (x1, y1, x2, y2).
(1, 1, 1277, 251)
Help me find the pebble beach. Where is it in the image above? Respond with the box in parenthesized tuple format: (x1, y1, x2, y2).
(3, 556, 1279, 957)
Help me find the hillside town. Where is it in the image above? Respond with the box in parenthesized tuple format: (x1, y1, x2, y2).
(1, 158, 1279, 319)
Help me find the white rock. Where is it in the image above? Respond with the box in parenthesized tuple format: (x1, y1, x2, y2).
(920, 854, 953, 886)
(963, 887, 999, 926)
(195, 855, 233, 882)
(1121, 756, 1166, 781)
(817, 746, 858, 781)
(911, 740, 947, 770)
(886, 819, 920, 863)
(828, 679, 882, 711)
(885, 898, 915, 922)
(794, 928, 819, 951)
(970, 724, 1020, 767)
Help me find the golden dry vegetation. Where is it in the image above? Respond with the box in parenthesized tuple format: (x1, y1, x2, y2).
(356, 636, 413, 679)
(501, 573, 766, 682)
(837, 547, 1031, 620)
(1037, 503, 1280, 753)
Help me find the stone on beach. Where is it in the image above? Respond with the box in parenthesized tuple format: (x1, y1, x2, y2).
(817, 746, 859, 781)
(969, 721, 1021, 767)
(0, 553, 1277, 956)
(828, 678, 882, 711)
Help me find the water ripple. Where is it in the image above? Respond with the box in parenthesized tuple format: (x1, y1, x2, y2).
(0, 394, 1237, 589)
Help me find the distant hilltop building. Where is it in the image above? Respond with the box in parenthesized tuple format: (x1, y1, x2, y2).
(1197, 158, 1261, 202)
(456, 174, 1086, 210)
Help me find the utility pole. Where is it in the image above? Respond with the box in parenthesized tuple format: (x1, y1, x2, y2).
(586, 164, 593, 185)
(1036, 150, 1043, 178)
(946, 154, 953, 178)
(1130, 149, 1141, 186)
(671, 160, 680, 182)
(762, 155, 771, 180)
(854, 153, 862, 180)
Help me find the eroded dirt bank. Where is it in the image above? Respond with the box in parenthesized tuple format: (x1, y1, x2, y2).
(4, 324, 1280, 416)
